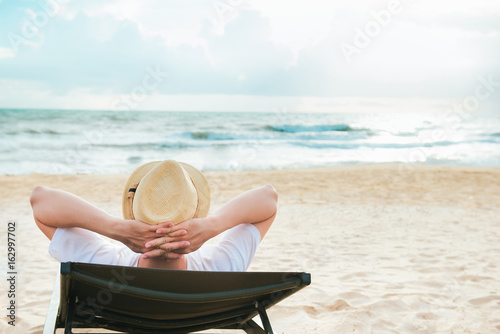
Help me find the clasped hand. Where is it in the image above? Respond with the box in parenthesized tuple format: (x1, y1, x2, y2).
(120, 216, 216, 262)
(143, 216, 216, 260)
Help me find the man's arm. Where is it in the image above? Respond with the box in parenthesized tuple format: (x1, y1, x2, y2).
(30, 186, 189, 258)
(143, 184, 278, 257)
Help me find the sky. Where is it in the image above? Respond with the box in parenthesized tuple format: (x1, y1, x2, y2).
(0, 0, 499, 112)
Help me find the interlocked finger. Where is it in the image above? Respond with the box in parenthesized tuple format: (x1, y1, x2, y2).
(143, 240, 191, 260)
(160, 250, 168, 260)
(146, 230, 188, 249)
(144, 248, 181, 261)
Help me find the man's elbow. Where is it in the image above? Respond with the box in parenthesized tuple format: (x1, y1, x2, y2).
(30, 185, 48, 207)
(263, 184, 278, 207)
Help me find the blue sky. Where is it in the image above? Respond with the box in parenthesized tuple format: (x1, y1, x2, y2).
(0, 0, 499, 111)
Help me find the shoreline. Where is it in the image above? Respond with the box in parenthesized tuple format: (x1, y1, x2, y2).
(5, 162, 500, 175)
(2, 163, 500, 333)
(4, 163, 500, 207)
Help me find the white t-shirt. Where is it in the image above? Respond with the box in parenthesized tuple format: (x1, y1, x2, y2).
(49, 223, 261, 272)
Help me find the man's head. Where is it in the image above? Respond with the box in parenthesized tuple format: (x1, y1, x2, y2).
(122, 160, 210, 224)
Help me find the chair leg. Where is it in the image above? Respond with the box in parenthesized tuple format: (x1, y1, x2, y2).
(241, 319, 266, 334)
(64, 294, 76, 334)
(256, 302, 274, 334)
(43, 273, 60, 334)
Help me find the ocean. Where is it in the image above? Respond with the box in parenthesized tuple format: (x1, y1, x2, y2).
(1, 109, 500, 175)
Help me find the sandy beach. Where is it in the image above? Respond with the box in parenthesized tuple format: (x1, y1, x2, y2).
(1, 164, 500, 333)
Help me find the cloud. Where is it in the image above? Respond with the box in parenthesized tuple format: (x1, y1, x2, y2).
(0, 11, 168, 93)
(0, 47, 15, 59)
(0, 9, 297, 96)
(0, 0, 499, 110)
(62, 0, 215, 48)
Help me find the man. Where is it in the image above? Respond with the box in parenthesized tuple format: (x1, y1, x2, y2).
(30, 160, 277, 272)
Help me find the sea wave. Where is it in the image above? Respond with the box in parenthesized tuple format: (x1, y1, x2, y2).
(188, 131, 236, 140)
(182, 131, 264, 141)
(6, 128, 65, 135)
(292, 140, 461, 150)
(2, 109, 500, 175)
(265, 124, 354, 133)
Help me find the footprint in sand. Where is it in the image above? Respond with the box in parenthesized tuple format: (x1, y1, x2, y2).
(468, 295, 500, 306)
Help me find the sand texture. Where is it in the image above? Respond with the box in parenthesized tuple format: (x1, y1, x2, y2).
(1, 164, 500, 333)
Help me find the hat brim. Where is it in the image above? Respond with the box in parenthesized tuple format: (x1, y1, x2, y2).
(122, 161, 210, 222)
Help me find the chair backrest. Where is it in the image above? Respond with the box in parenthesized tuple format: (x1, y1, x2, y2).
(56, 262, 311, 333)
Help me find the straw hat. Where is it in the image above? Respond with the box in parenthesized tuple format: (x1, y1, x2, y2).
(122, 160, 210, 225)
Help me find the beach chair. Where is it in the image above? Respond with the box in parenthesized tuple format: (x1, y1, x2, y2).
(43, 262, 311, 334)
